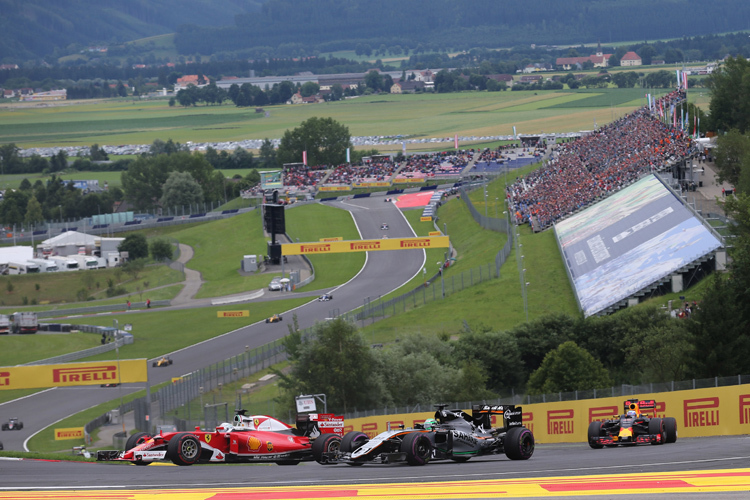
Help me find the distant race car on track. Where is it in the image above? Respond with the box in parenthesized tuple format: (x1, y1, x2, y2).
(380, 223, 389, 230)
(318, 404, 534, 466)
(588, 399, 677, 448)
(97, 409, 344, 466)
(2, 418, 23, 431)
(318, 294, 333, 302)
(152, 356, 173, 368)
(266, 314, 283, 323)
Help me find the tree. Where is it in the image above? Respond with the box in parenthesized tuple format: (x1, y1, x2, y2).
(364, 70, 383, 92)
(687, 192, 750, 376)
(330, 83, 344, 101)
(611, 71, 639, 88)
(299, 81, 320, 97)
(123, 258, 146, 281)
(453, 329, 525, 392)
(259, 138, 277, 168)
(89, 144, 109, 161)
(527, 341, 612, 395)
(277, 117, 352, 167)
(160, 171, 204, 209)
(623, 321, 692, 382)
(707, 56, 750, 134)
(149, 139, 187, 156)
(713, 129, 750, 189)
(636, 44, 656, 65)
(119, 233, 149, 260)
(276, 318, 386, 414)
(150, 238, 174, 261)
(24, 196, 44, 227)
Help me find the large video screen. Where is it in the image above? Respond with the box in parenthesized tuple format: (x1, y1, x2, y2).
(555, 175, 723, 317)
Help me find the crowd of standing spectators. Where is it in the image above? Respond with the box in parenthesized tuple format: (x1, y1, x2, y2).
(507, 89, 694, 230)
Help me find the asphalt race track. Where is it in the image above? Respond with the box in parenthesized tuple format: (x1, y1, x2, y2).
(1, 437, 750, 498)
(0, 196, 426, 452)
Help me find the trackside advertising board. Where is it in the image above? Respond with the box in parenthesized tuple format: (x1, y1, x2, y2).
(344, 385, 750, 443)
(55, 427, 85, 440)
(0, 359, 148, 390)
(282, 236, 450, 255)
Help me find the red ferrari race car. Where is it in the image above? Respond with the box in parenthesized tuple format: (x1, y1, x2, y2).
(588, 399, 677, 448)
(97, 409, 344, 466)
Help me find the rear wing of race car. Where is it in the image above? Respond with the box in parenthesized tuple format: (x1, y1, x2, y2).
(471, 404, 523, 430)
(296, 413, 345, 437)
(624, 399, 656, 414)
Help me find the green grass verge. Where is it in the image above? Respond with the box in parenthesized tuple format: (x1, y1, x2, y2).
(0, 263, 183, 309)
(173, 204, 363, 298)
(283, 203, 365, 291)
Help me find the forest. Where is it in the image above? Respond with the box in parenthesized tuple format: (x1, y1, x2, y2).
(2, 1, 750, 67)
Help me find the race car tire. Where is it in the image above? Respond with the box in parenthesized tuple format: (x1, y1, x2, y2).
(265, 319, 269, 323)
(311, 433, 342, 465)
(167, 433, 201, 466)
(152, 362, 157, 367)
(125, 432, 152, 451)
(17, 422, 23, 430)
(587, 421, 604, 449)
(504, 426, 535, 460)
(400, 432, 432, 466)
(1, 424, 7, 431)
(664, 417, 678, 443)
(341, 431, 369, 453)
(648, 417, 665, 445)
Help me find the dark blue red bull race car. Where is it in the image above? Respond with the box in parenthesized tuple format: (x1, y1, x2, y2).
(588, 399, 677, 448)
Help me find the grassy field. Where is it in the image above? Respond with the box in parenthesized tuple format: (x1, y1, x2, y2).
(168, 203, 364, 298)
(282, 203, 365, 290)
(1, 89, 661, 152)
(0, 263, 183, 309)
(360, 181, 579, 344)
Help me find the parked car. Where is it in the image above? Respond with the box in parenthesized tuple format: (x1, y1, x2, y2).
(268, 277, 282, 291)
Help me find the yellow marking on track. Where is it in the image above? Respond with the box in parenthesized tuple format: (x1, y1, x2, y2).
(3, 468, 750, 499)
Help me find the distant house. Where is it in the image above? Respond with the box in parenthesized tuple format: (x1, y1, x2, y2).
(620, 51, 642, 67)
(290, 92, 304, 104)
(390, 80, 425, 94)
(556, 42, 612, 70)
(487, 74, 514, 87)
(174, 75, 207, 92)
(414, 70, 434, 83)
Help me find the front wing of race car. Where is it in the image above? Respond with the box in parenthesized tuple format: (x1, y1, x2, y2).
(590, 432, 663, 446)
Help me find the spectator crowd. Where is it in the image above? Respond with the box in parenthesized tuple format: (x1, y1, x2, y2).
(507, 89, 694, 230)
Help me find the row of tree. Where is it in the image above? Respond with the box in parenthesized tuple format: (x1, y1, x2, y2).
(275, 296, 744, 415)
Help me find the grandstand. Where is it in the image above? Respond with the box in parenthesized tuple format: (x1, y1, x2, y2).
(507, 89, 692, 231)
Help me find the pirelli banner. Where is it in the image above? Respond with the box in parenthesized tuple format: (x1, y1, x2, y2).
(282, 236, 450, 256)
(0, 359, 148, 390)
(344, 385, 750, 443)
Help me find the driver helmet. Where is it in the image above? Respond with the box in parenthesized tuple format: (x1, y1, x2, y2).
(627, 410, 637, 417)
(423, 418, 438, 431)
